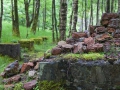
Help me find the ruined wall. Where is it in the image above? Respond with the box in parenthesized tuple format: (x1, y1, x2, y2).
(39, 59, 120, 90)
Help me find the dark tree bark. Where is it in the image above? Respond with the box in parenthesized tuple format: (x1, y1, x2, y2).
(81, 1, 84, 31)
(111, 0, 114, 13)
(59, 0, 67, 40)
(52, 0, 55, 42)
(85, 0, 87, 30)
(42, 0, 46, 30)
(72, 0, 78, 32)
(118, 0, 120, 13)
(101, 0, 104, 14)
(31, 0, 40, 34)
(0, 0, 3, 39)
(11, 0, 20, 37)
(96, 0, 100, 25)
(68, 10, 73, 37)
(106, 0, 110, 13)
(24, 0, 34, 28)
(90, 0, 93, 25)
(54, 0, 58, 41)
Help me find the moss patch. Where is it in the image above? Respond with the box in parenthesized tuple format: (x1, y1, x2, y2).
(36, 80, 65, 90)
(80, 52, 104, 60)
(41, 36, 48, 41)
(18, 39, 34, 50)
(60, 53, 104, 61)
(31, 38, 43, 45)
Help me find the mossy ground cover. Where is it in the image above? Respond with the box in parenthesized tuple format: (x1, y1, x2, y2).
(61, 52, 104, 61)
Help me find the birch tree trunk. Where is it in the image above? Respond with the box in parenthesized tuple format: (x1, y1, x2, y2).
(59, 0, 67, 40)
(72, 0, 78, 32)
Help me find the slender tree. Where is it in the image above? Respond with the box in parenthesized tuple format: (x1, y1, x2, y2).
(59, 0, 67, 40)
(96, 0, 100, 25)
(118, 0, 120, 13)
(24, 0, 34, 28)
(52, 0, 55, 42)
(42, 0, 46, 30)
(11, 0, 20, 37)
(31, 0, 40, 34)
(111, 0, 114, 13)
(0, 0, 3, 39)
(85, 0, 87, 30)
(68, 10, 73, 37)
(90, 0, 93, 25)
(71, 0, 78, 32)
(106, 0, 110, 13)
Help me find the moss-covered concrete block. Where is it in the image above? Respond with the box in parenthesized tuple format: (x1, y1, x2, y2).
(18, 39, 34, 50)
(41, 36, 48, 41)
(31, 38, 43, 45)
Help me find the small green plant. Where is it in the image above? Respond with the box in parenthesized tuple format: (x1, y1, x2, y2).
(14, 82, 24, 90)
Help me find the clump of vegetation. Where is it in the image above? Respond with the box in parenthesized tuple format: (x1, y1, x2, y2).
(36, 80, 65, 90)
(14, 82, 24, 90)
(0, 55, 14, 73)
(62, 53, 80, 60)
(80, 52, 104, 60)
(61, 53, 104, 61)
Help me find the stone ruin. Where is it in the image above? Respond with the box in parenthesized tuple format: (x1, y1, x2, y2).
(51, 13, 120, 60)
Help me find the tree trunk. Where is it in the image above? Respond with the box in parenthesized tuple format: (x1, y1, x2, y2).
(72, 0, 78, 32)
(59, 0, 67, 40)
(96, 0, 100, 25)
(54, 0, 59, 41)
(111, 0, 114, 13)
(118, 0, 120, 13)
(85, 0, 87, 30)
(90, 0, 93, 25)
(24, 0, 34, 28)
(52, 0, 55, 42)
(0, 0, 3, 39)
(68, 10, 73, 37)
(106, 0, 110, 13)
(31, 0, 40, 34)
(11, 0, 20, 37)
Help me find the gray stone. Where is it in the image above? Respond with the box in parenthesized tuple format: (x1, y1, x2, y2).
(39, 59, 120, 90)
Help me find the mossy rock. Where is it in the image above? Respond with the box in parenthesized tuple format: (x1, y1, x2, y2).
(41, 36, 48, 41)
(18, 39, 34, 50)
(31, 38, 43, 45)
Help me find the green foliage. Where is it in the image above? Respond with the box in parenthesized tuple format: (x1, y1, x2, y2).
(14, 82, 24, 90)
(0, 85, 4, 90)
(35, 80, 65, 90)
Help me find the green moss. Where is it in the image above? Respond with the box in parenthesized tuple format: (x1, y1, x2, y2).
(80, 52, 104, 60)
(44, 52, 51, 59)
(60, 52, 104, 61)
(14, 82, 24, 90)
(36, 80, 65, 90)
(62, 53, 80, 60)
(18, 39, 34, 50)
(41, 36, 48, 41)
(31, 38, 43, 45)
